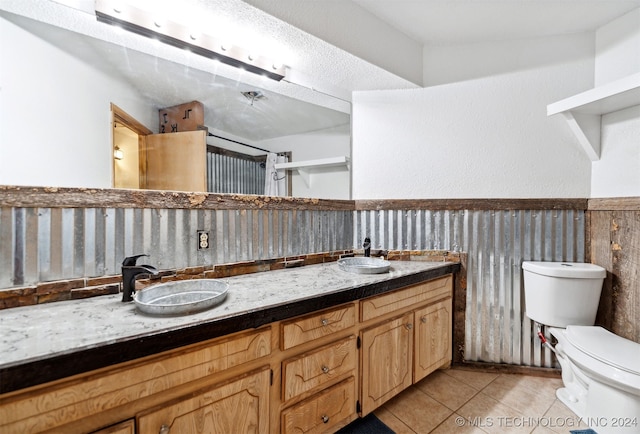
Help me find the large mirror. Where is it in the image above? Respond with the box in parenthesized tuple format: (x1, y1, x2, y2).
(0, 2, 351, 199)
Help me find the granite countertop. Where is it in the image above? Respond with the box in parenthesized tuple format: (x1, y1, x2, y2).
(0, 260, 458, 393)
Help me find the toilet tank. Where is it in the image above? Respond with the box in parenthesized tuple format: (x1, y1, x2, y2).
(522, 261, 606, 328)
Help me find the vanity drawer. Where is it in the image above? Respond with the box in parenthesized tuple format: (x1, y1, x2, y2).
(360, 275, 452, 322)
(282, 336, 356, 402)
(0, 327, 272, 433)
(281, 377, 356, 434)
(281, 303, 356, 350)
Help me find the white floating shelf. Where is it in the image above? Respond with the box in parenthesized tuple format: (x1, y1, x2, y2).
(274, 156, 350, 187)
(547, 73, 640, 161)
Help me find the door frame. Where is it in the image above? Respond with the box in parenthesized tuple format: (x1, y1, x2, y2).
(111, 103, 153, 188)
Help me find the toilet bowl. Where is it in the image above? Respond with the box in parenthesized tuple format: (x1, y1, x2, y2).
(522, 261, 640, 434)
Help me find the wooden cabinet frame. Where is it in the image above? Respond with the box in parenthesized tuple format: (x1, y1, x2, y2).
(0, 275, 453, 434)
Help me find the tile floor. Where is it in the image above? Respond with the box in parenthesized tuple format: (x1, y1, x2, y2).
(374, 368, 591, 434)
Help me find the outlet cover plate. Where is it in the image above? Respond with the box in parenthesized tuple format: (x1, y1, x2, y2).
(197, 230, 210, 250)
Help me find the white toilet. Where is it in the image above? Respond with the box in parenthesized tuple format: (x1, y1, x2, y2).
(522, 261, 640, 434)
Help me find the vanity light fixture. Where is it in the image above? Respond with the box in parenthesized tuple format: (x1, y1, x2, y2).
(94, 0, 286, 81)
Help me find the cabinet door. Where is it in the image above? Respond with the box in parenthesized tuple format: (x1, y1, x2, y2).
(137, 366, 270, 434)
(143, 130, 206, 191)
(360, 312, 413, 415)
(414, 298, 452, 383)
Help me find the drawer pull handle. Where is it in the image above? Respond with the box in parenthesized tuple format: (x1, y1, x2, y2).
(321, 318, 329, 326)
(405, 323, 413, 330)
(159, 425, 170, 434)
(321, 415, 330, 424)
(321, 365, 330, 374)
(421, 317, 427, 324)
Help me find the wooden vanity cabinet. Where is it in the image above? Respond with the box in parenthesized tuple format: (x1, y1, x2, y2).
(360, 312, 414, 414)
(413, 297, 452, 383)
(279, 304, 359, 433)
(1, 273, 454, 434)
(137, 366, 271, 434)
(359, 275, 453, 415)
(0, 327, 272, 434)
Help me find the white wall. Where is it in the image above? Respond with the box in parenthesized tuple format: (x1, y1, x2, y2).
(592, 106, 640, 197)
(594, 8, 640, 85)
(260, 125, 351, 199)
(591, 8, 640, 197)
(0, 16, 155, 188)
(352, 34, 594, 199)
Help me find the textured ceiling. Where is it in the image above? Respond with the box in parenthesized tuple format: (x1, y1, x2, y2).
(352, 0, 640, 44)
(2, 0, 364, 145)
(3, 0, 639, 144)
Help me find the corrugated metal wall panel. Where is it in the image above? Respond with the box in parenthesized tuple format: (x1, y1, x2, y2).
(354, 209, 585, 368)
(1, 203, 583, 368)
(207, 151, 265, 195)
(1, 207, 353, 288)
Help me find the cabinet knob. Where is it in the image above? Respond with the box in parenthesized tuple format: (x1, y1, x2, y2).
(405, 323, 413, 330)
(159, 425, 170, 434)
(321, 365, 330, 374)
(321, 415, 330, 424)
(421, 317, 427, 324)
(321, 318, 329, 326)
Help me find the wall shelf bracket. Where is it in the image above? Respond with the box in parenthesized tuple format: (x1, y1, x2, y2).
(274, 156, 350, 188)
(561, 111, 601, 161)
(547, 72, 640, 161)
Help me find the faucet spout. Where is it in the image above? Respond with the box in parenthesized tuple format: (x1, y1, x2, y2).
(121, 255, 159, 302)
(363, 237, 371, 257)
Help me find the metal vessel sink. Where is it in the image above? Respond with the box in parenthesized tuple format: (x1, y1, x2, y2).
(133, 279, 229, 316)
(337, 257, 391, 274)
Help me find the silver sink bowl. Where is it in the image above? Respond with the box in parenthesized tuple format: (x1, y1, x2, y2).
(134, 279, 229, 316)
(337, 257, 391, 274)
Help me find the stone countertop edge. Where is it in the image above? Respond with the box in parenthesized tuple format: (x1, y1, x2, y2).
(0, 261, 459, 394)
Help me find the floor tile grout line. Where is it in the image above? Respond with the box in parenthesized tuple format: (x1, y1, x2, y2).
(478, 373, 561, 422)
(383, 386, 455, 434)
(428, 411, 493, 434)
(429, 385, 484, 413)
(383, 369, 564, 434)
(381, 408, 418, 434)
(380, 404, 425, 434)
(441, 368, 501, 392)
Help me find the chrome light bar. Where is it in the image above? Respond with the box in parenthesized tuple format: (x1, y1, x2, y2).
(95, 0, 286, 81)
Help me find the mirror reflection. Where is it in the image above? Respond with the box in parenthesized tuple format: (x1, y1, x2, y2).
(0, 6, 351, 199)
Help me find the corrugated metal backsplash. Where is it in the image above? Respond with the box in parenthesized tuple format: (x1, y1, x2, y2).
(1, 204, 584, 368)
(0, 207, 353, 288)
(354, 209, 585, 368)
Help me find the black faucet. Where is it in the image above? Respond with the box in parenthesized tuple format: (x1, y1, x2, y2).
(363, 237, 371, 257)
(121, 254, 159, 302)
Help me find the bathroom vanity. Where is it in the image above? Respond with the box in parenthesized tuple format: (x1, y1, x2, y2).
(0, 261, 458, 433)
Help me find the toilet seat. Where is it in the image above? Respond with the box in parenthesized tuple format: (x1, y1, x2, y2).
(552, 326, 640, 396)
(564, 326, 640, 376)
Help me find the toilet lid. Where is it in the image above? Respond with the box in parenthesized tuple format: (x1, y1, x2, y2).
(564, 326, 640, 375)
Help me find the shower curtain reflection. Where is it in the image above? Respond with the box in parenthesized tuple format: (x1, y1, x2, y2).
(264, 152, 288, 197)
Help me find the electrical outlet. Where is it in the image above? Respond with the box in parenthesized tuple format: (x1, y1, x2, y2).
(197, 231, 210, 250)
